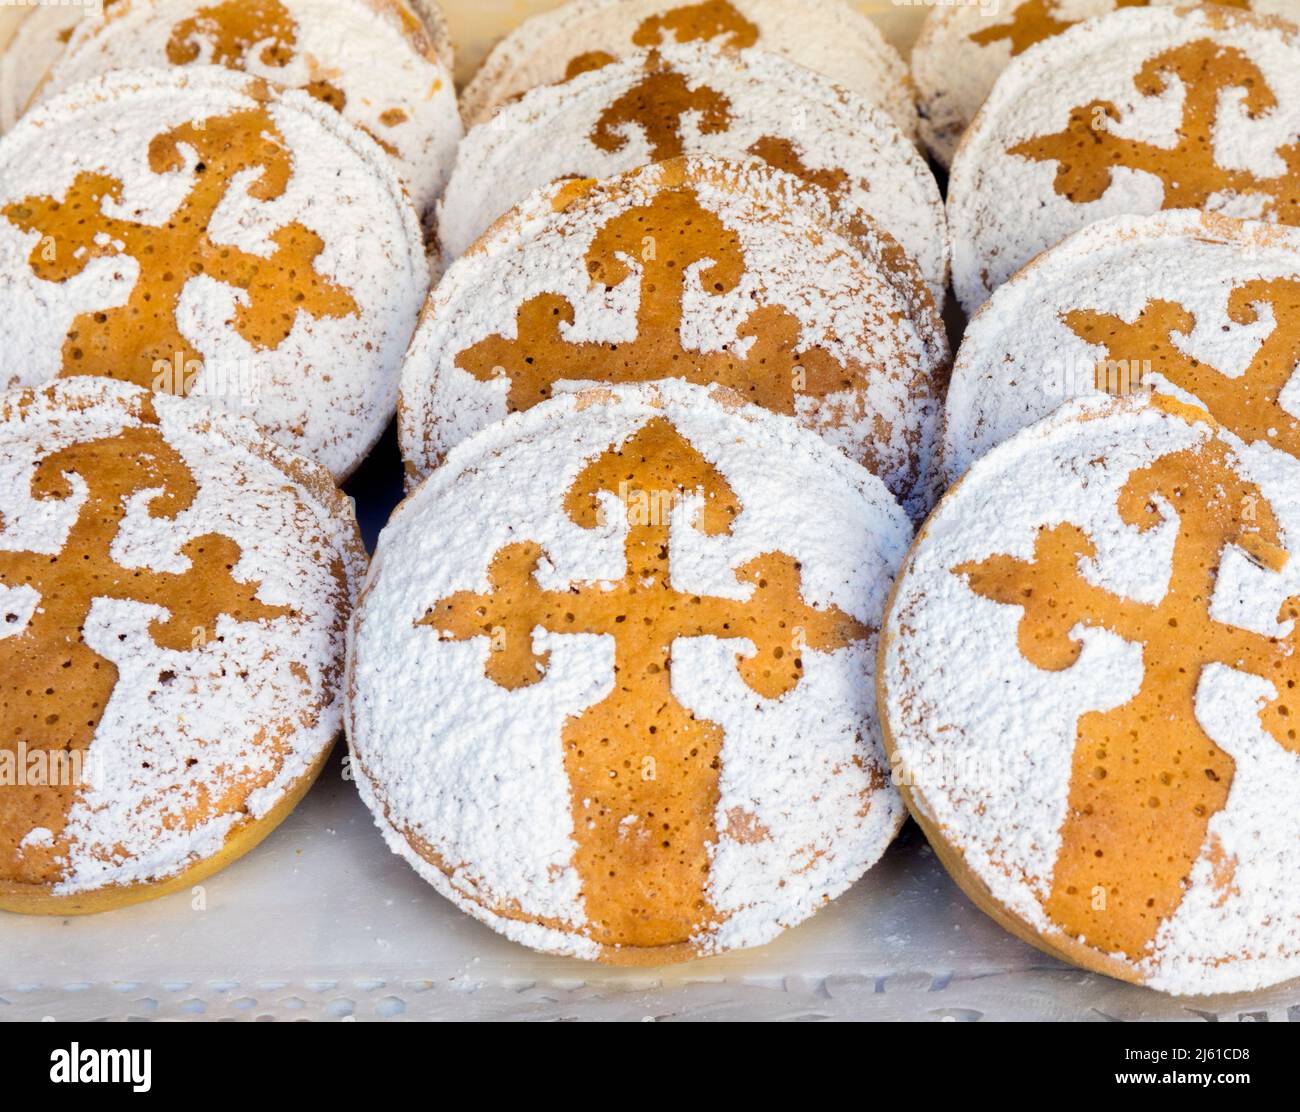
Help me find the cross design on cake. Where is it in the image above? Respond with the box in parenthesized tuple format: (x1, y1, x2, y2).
(167, 0, 297, 67)
(955, 441, 1300, 960)
(166, 0, 347, 109)
(585, 53, 860, 215)
(968, 0, 1148, 57)
(0, 419, 292, 881)
(3, 104, 359, 391)
(417, 418, 870, 947)
(1066, 276, 1300, 459)
(1007, 38, 1300, 222)
(455, 184, 891, 471)
(633, 0, 759, 50)
(590, 53, 732, 160)
(563, 0, 759, 81)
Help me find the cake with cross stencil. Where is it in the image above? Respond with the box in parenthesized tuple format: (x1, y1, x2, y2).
(881, 393, 1300, 993)
(35, 0, 462, 217)
(402, 158, 949, 522)
(0, 66, 427, 481)
(350, 380, 912, 963)
(438, 42, 948, 307)
(942, 211, 1300, 486)
(947, 5, 1300, 314)
(910, 0, 1296, 169)
(0, 377, 365, 915)
(459, 0, 919, 145)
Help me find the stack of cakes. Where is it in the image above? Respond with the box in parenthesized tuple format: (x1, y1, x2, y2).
(0, 0, 950, 964)
(0, 0, 458, 912)
(356, 0, 954, 964)
(5, 0, 1299, 999)
(881, 1, 1300, 994)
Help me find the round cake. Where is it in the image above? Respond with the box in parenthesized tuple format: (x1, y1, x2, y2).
(942, 210, 1300, 486)
(404, 157, 949, 521)
(0, 66, 428, 481)
(0, 377, 365, 915)
(36, 0, 462, 216)
(881, 392, 1300, 994)
(947, 5, 1300, 314)
(350, 380, 912, 964)
(439, 42, 948, 307)
(459, 0, 919, 145)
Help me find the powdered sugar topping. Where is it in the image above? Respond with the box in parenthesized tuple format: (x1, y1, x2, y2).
(943, 210, 1300, 484)
(947, 6, 1300, 313)
(349, 380, 912, 960)
(403, 157, 947, 518)
(0, 3, 90, 132)
(441, 42, 947, 306)
(0, 66, 428, 480)
(40, 0, 463, 215)
(459, 0, 919, 144)
(912, 0, 1133, 168)
(883, 393, 1300, 993)
(1, 377, 365, 895)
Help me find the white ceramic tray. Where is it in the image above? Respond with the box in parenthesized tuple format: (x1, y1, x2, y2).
(2, 1, 1299, 1024)
(5, 745, 1299, 1021)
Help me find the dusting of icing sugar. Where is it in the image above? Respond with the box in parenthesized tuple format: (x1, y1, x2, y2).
(19, 827, 55, 852)
(1, 377, 365, 896)
(402, 157, 948, 520)
(909, 0, 1293, 168)
(39, 0, 463, 215)
(912, 0, 1135, 169)
(441, 42, 948, 306)
(0, 66, 428, 481)
(459, 0, 919, 144)
(0, 4, 89, 132)
(942, 210, 1300, 485)
(882, 393, 1300, 993)
(349, 380, 912, 961)
(947, 6, 1300, 314)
